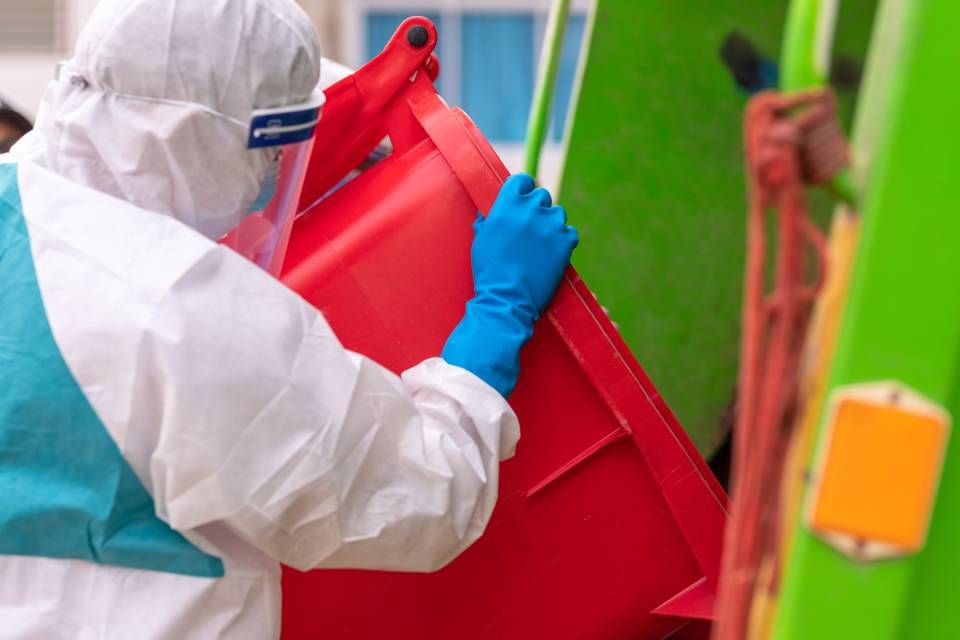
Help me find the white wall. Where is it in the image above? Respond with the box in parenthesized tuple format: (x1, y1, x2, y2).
(0, 54, 62, 118)
(0, 0, 98, 118)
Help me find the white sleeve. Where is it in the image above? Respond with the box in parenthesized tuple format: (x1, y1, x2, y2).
(24, 169, 520, 572)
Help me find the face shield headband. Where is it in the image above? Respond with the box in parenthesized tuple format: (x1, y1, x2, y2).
(221, 88, 325, 275)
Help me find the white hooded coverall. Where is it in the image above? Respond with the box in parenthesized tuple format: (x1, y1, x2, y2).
(0, 1, 519, 637)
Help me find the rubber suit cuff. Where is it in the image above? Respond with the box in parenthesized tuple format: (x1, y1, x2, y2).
(441, 295, 536, 398)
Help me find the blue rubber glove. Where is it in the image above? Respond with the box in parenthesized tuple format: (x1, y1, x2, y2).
(442, 174, 579, 397)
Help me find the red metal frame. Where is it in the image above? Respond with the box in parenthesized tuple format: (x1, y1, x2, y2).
(277, 18, 727, 639)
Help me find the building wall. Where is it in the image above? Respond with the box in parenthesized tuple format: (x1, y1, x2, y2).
(296, 0, 347, 62)
(1, 55, 64, 118)
(0, 0, 341, 119)
(0, 0, 578, 189)
(342, 0, 593, 187)
(0, 0, 91, 118)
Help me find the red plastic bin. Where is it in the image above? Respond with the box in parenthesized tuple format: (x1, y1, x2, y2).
(278, 18, 727, 639)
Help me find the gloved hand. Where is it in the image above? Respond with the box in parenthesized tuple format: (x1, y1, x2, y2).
(442, 173, 579, 397)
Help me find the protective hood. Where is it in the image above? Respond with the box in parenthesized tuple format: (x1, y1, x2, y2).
(16, 0, 322, 239)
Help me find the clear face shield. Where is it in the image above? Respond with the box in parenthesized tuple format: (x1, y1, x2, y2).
(220, 89, 324, 276)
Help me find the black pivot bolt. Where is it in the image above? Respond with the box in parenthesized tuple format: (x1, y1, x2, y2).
(407, 25, 429, 48)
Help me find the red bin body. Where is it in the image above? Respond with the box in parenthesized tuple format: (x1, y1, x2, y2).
(278, 18, 726, 639)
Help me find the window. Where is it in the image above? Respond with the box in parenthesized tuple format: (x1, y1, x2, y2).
(460, 13, 535, 141)
(357, 5, 588, 143)
(0, 0, 63, 53)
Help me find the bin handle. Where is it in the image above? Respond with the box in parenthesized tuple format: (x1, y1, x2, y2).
(410, 91, 507, 214)
(299, 17, 440, 210)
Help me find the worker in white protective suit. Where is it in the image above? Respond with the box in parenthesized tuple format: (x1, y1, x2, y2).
(0, 0, 578, 638)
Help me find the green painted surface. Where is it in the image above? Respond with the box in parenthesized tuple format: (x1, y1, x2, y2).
(525, 0, 572, 177)
(780, 0, 858, 203)
(558, 0, 874, 455)
(773, 0, 960, 637)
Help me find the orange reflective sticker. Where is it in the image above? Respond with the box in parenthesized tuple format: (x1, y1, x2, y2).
(807, 383, 950, 559)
